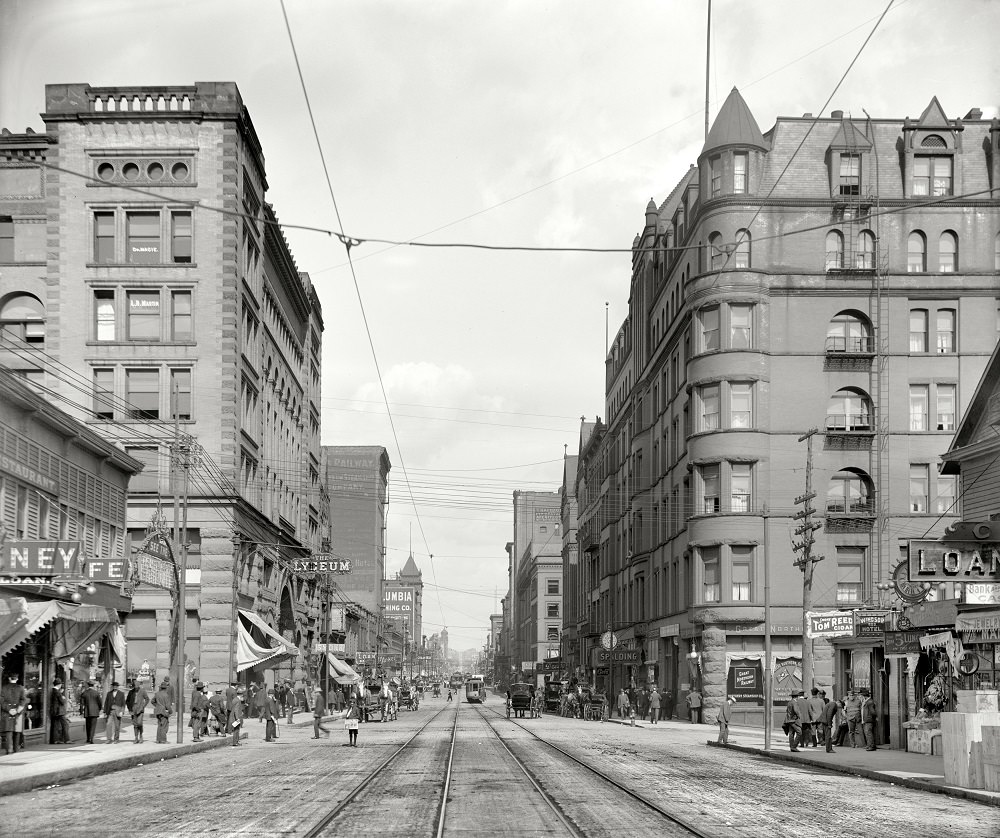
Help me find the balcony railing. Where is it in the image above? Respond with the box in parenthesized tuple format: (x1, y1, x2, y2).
(825, 336, 874, 355)
(825, 413, 874, 433)
(825, 499, 876, 516)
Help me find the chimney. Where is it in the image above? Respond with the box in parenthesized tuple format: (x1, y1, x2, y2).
(964, 108, 983, 120)
(830, 110, 844, 119)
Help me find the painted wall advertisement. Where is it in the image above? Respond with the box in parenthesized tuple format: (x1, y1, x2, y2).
(726, 657, 764, 705)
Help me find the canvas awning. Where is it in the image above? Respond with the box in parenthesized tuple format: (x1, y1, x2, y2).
(0, 597, 29, 655)
(236, 609, 299, 674)
(325, 651, 361, 685)
(0, 599, 119, 659)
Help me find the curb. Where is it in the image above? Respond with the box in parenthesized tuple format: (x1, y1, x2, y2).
(1, 733, 245, 798)
(707, 740, 1000, 808)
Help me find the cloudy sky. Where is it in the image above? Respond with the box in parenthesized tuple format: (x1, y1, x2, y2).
(2, 0, 998, 654)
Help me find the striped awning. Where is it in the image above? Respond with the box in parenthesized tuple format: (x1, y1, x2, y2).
(0, 599, 118, 659)
(325, 651, 361, 685)
(236, 609, 299, 673)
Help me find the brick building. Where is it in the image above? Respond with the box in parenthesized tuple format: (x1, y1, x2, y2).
(572, 89, 1000, 743)
(0, 83, 327, 690)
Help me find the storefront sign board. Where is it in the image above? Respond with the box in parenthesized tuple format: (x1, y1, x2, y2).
(855, 611, 888, 638)
(0, 540, 83, 576)
(807, 610, 854, 638)
(592, 648, 641, 666)
(293, 557, 352, 573)
(955, 609, 1000, 639)
(907, 539, 1000, 582)
(965, 583, 1000, 606)
(883, 630, 924, 655)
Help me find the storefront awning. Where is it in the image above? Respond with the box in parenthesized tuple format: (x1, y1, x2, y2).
(236, 609, 299, 674)
(0, 600, 119, 660)
(325, 651, 361, 685)
(0, 597, 29, 655)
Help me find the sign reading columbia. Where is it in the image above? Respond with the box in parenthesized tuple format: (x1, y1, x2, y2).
(907, 539, 1000, 583)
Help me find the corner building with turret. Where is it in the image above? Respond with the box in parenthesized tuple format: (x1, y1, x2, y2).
(572, 89, 1000, 746)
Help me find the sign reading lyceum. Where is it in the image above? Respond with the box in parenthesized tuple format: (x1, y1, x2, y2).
(0, 541, 83, 576)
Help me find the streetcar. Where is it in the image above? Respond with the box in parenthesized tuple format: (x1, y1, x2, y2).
(465, 677, 486, 703)
(449, 672, 465, 692)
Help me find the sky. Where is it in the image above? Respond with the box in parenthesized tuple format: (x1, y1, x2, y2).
(2, 0, 999, 654)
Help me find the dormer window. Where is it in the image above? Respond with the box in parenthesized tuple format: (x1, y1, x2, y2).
(838, 154, 861, 196)
(913, 155, 952, 196)
(733, 153, 748, 194)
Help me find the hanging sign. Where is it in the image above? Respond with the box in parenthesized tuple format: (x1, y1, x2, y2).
(293, 557, 352, 573)
(0, 541, 83, 577)
(883, 630, 923, 655)
(806, 610, 854, 638)
(854, 611, 889, 638)
(965, 583, 1000, 606)
(907, 536, 1000, 583)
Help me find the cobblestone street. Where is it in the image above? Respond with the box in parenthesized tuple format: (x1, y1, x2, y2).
(2, 704, 997, 837)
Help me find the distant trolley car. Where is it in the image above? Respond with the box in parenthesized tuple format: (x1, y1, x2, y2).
(465, 677, 486, 703)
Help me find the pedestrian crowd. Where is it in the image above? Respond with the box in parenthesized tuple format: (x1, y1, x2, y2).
(783, 686, 878, 752)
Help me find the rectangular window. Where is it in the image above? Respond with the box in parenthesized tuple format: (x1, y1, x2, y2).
(546, 626, 560, 642)
(126, 212, 161, 264)
(710, 157, 721, 197)
(936, 383, 956, 431)
(0, 217, 13, 261)
(170, 368, 192, 420)
(909, 384, 929, 431)
(936, 309, 955, 353)
(909, 309, 928, 352)
(910, 464, 929, 513)
(171, 291, 192, 340)
(126, 369, 159, 420)
(701, 384, 720, 430)
(913, 155, 952, 197)
(731, 463, 751, 512)
(733, 153, 748, 194)
(934, 474, 957, 515)
(94, 211, 115, 263)
(839, 153, 860, 196)
(702, 464, 720, 513)
(546, 579, 559, 595)
(702, 547, 720, 602)
(93, 368, 114, 420)
(95, 290, 115, 341)
(125, 446, 160, 493)
(730, 383, 752, 428)
(171, 211, 192, 263)
(701, 306, 720, 351)
(836, 552, 863, 604)
(730, 304, 752, 349)
(546, 602, 559, 618)
(732, 561, 752, 601)
(127, 291, 160, 341)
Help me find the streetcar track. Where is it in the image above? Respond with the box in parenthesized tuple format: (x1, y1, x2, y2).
(302, 704, 454, 838)
(480, 704, 714, 838)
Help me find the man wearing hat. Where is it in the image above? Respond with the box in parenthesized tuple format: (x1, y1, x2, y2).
(0, 672, 28, 755)
(312, 686, 328, 739)
(229, 686, 245, 747)
(783, 690, 803, 751)
(860, 688, 877, 751)
(717, 696, 736, 744)
(80, 679, 102, 744)
(189, 681, 208, 742)
(103, 680, 127, 743)
(152, 680, 173, 744)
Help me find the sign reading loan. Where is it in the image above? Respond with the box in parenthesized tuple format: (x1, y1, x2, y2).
(907, 539, 1000, 582)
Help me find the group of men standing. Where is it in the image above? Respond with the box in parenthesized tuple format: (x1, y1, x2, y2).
(784, 686, 877, 752)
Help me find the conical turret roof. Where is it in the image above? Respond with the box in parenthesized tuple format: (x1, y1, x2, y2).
(702, 87, 767, 156)
(400, 553, 421, 578)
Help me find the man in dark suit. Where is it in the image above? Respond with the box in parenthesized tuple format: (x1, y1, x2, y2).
(129, 680, 150, 744)
(103, 681, 127, 743)
(1, 672, 28, 755)
(49, 678, 71, 744)
(263, 688, 280, 742)
(152, 681, 172, 744)
(861, 688, 878, 751)
(80, 680, 102, 744)
(189, 681, 208, 742)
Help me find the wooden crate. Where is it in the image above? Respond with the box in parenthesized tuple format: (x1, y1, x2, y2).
(983, 726, 1000, 793)
(942, 712, 1000, 789)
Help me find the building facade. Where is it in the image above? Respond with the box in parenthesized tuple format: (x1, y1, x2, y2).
(0, 82, 328, 689)
(572, 90, 1000, 740)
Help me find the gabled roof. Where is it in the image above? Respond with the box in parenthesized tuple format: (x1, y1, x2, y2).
(399, 553, 421, 578)
(941, 339, 1000, 473)
(917, 96, 950, 127)
(828, 118, 872, 151)
(702, 87, 767, 156)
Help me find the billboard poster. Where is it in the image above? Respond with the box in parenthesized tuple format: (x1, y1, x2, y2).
(771, 657, 802, 706)
(726, 658, 764, 705)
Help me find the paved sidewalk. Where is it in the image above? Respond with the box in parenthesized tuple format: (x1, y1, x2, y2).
(597, 714, 1000, 808)
(0, 720, 244, 797)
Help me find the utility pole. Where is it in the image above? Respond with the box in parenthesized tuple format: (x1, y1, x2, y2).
(793, 430, 824, 693)
(762, 504, 772, 750)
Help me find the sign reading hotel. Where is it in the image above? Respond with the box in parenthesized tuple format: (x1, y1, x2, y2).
(0, 541, 83, 577)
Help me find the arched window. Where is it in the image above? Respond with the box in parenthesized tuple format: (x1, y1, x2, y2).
(826, 389, 872, 431)
(856, 230, 875, 270)
(907, 231, 926, 272)
(939, 231, 957, 273)
(921, 135, 947, 148)
(0, 293, 45, 347)
(826, 311, 871, 353)
(825, 230, 844, 270)
(827, 469, 873, 514)
(708, 232, 725, 271)
(733, 229, 751, 269)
